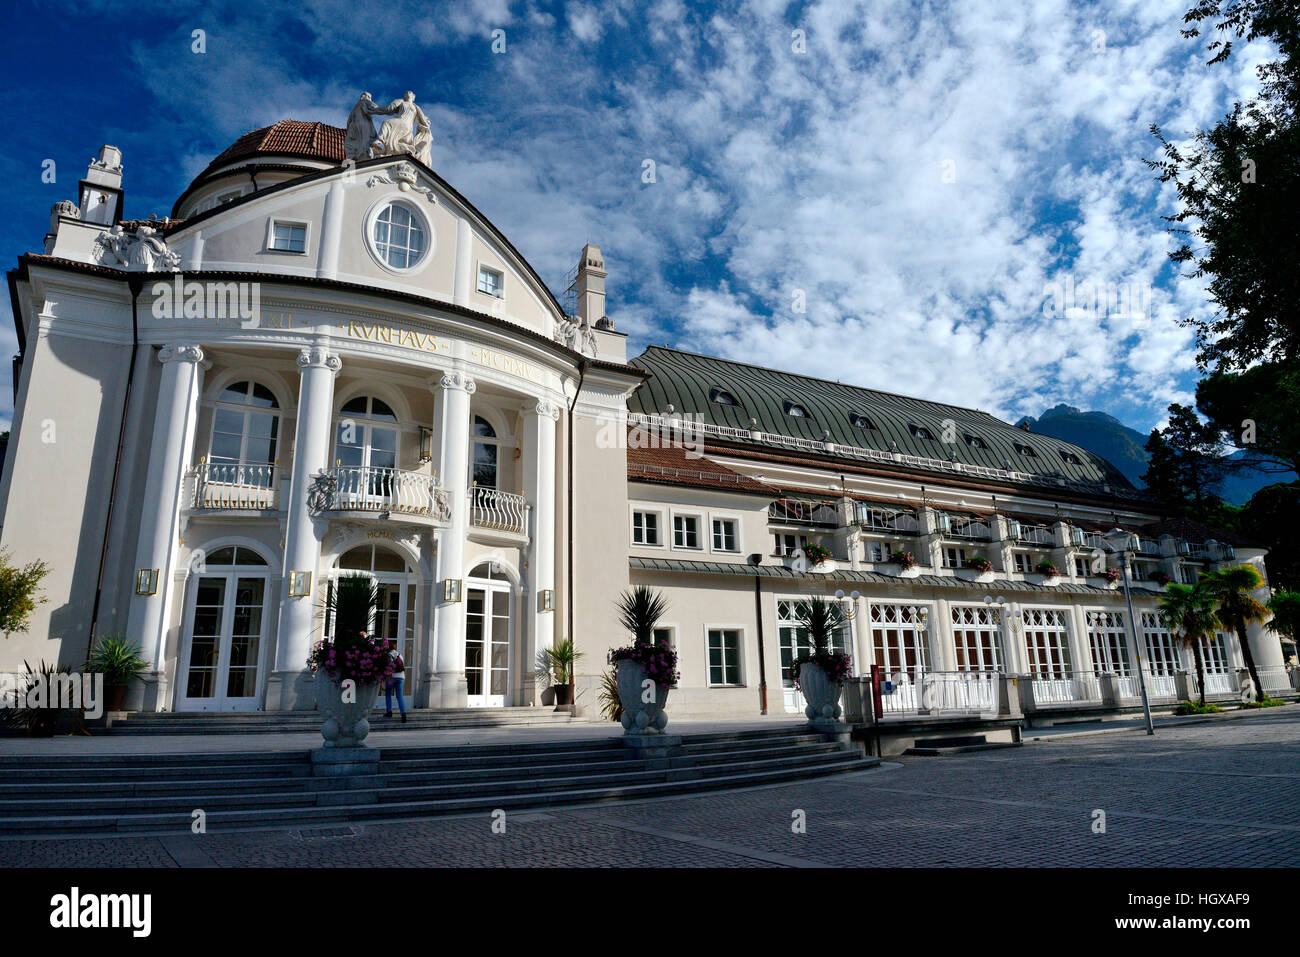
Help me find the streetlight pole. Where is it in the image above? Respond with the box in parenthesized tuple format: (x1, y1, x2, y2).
(1106, 529, 1154, 736)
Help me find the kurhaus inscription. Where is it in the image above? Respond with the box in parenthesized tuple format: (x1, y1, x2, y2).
(345, 319, 450, 353)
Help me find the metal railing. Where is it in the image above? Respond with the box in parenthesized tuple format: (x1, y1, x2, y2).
(1137, 539, 1162, 556)
(1203, 672, 1234, 696)
(1145, 674, 1178, 701)
(855, 505, 919, 534)
(1027, 670, 1101, 705)
(1257, 666, 1293, 694)
(768, 498, 839, 527)
(1186, 542, 1212, 559)
(470, 486, 529, 535)
(1016, 524, 1054, 546)
(324, 466, 450, 520)
(941, 515, 991, 541)
(874, 670, 999, 716)
(189, 461, 279, 510)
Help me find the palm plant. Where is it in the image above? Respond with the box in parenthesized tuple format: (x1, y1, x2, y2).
(321, 574, 383, 646)
(539, 637, 583, 687)
(1158, 582, 1221, 706)
(597, 666, 623, 722)
(1202, 564, 1270, 699)
(616, 585, 670, 646)
(84, 635, 147, 688)
(792, 597, 847, 656)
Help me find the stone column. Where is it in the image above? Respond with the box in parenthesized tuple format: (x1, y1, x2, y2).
(126, 344, 206, 711)
(931, 597, 956, 671)
(521, 397, 561, 706)
(265, 345, 341, 711)
(431, 371, 475, 708)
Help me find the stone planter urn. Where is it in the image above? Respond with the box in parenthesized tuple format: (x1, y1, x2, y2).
(317, 676, 380, 747)
(895, 564, 921, 578)
(616, 659, 671, 734)
(798, 661, 843, 722)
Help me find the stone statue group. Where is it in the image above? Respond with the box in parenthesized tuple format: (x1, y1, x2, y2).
(345, 91, 432, 167)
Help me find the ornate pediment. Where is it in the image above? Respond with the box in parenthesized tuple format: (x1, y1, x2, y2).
(93, 223, 181, 272)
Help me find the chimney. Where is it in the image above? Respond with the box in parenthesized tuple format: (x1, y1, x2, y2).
(572, 243, 607, 327)
(79, 145, 124, 227)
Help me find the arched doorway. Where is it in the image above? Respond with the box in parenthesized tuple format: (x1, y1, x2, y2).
(177, 545, 271, 712)
(465, 561, 514, 707)
(330, 544, 418, 710)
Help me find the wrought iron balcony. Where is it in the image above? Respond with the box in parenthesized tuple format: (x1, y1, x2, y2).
(939, 513, 991, 541)
(768, 497, 839, 528)
(469, 486, 529, 535)
(188, 461, 279, 510)
(1013, 522, 1053, 546)
(854, 504, 919, 534)
(311, 466, 450, 522)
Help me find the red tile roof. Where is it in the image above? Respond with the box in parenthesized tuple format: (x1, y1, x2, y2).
(203, 121, 345, 174)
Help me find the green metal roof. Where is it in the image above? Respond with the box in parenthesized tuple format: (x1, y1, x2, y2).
(630, 557, 1164, 597)
(628, 346, 1134, 492)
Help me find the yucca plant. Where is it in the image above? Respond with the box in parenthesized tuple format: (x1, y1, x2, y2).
(790, 597, 852, 683)
(598, 666, 623, 722)
(540, 637, 583, 686)
(616, 585, 670, 646)
(85, 635, 147, 688)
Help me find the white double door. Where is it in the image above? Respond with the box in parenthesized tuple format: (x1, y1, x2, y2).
(364, 576, 416, 710)
(465, 581, 512, 707)
(177, 572, 268, 711)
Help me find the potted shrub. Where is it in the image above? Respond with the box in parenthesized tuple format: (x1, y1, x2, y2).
(789, 597, 853, 725)
(7, 660, 76, 737)
(968, 555, 993, 574)
(85, 635, 147, 712)
(608, 586, 678, 734)
(894, 550, 917, 571)
(540, 637, 583, 706)
(1035, 560, 1061, 580)
(310, 575, 395, 747)
(1101, 567, 1121, 586)
(1150, 570, 1172, 587)
(802, 542, 833, 567)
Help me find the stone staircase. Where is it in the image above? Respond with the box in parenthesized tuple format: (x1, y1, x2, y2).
(99, 706, 574, 735)
(0, 726, 878, 834)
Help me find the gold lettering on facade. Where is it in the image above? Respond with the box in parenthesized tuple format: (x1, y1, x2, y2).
(346, 320, 449, 353)
(468, 347, 544, 383)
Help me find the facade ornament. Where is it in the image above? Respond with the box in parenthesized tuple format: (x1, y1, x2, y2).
(344, 91, 432, 167)
(365, 162, 437, 202)
(553, 316, 598, 358)
(158, 344, 205, 365)
(438, 371, 477, 394)
(306, 469, 339, 514)
(94, 223, 182, 272)
(297, 346, 342, 373)
(49, 201, 79, 232)
(531, 398, 563, 421)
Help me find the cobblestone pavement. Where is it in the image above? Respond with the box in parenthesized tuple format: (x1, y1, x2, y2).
(4, 710, 1298, 867)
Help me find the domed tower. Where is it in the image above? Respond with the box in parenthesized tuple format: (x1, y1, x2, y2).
(171, 120, 344, 219)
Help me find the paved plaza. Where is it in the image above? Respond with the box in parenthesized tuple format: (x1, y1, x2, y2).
(3, 708, 1299, 867)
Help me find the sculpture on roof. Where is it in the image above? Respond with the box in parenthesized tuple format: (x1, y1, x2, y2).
(554, 316, 598, 358)
(344, 90, 432, 166)
(93, 223, 182, 272)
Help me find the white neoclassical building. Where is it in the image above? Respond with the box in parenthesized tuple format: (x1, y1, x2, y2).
(1, 99, 1291, 722)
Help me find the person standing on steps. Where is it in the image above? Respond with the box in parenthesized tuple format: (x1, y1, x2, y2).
(384, 639, 407, 722)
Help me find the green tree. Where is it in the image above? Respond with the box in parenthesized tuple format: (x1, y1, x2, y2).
(1147, 1, 1300, 370)
(0, 549, 50, 638)
(1195, 361, 1300, 475)
(1237, 482, 1300, 589)
(1202, 563, 1271, 695)
(1158, 582, 1223, 704)
(1142, 404, 1234, 524)
(1265, 588, 1300, 657)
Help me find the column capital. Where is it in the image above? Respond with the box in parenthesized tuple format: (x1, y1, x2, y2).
(527, 398, 563, 421)
(435, 371, 477, 394)
(297, 346, 342, 373)
(158, 343, 205, 365)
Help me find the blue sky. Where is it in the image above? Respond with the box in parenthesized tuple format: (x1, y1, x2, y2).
(0, 0, 1272, 434)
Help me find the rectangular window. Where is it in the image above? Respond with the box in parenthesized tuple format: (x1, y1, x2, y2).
(711, 518, 738, 552)
(707, 628, 743, 686)
(477, 265, 503, 297)
(652, 626, 675, 649)
(950, 605, 1003, 672)
(1087, 611, 1131, 675)
(673, 515, 701, 549)
(1022, 608, 1073, 678)
(270, 221, 307, 252)
(1074, 557, 1090, 578)
(944, 547, 966, 568)
(867, 541, 892, 563)
(774, 534, 807, 556)
(632, 510, 661, 546)
(1013, 553, 1031, 573)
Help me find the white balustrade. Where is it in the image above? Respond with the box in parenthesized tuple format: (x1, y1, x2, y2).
(327, 466, 449, 520)
(189, 461, 279, 510)
(469, 485, 528, 535)
(1029, 670, 1101, 705)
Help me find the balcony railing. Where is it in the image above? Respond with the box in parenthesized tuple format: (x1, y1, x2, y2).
(1203, 672, 1234, 696)
(470, 486, 528, 535)
(319, 466, 450, 521)
(1015, 523, 1054, 546)
(768, 498, 839, 528)
(1137, 539, 1162, 556)
(1257, 665, 1293, 694)
(940, 514, 991, 541)
(878, 670, 999, 716)
(855, 505, 919, 534)
(1026, 670, 1101, 705)
(189, 461, 279, 510)
(1186, 542, 1212, 559)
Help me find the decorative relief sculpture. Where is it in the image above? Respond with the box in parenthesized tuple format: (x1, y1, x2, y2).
(344, 90, 432, 167)
(365, 162, 437, 202)
(93, 223, 182, 272)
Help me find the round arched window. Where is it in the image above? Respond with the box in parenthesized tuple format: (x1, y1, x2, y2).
(370, 202, 428, 270)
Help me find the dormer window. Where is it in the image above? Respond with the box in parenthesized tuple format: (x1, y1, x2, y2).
(709, 388, 739, 407)
(1059, 450, 1083, 465)
(849, 413, 876, 430)
(783, 400, 808, 418)
(964, 434, 987, 449)
(1014, 442, 1038, 458)
(269, 220, 308, 253)
(909, 424, 936, 440)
